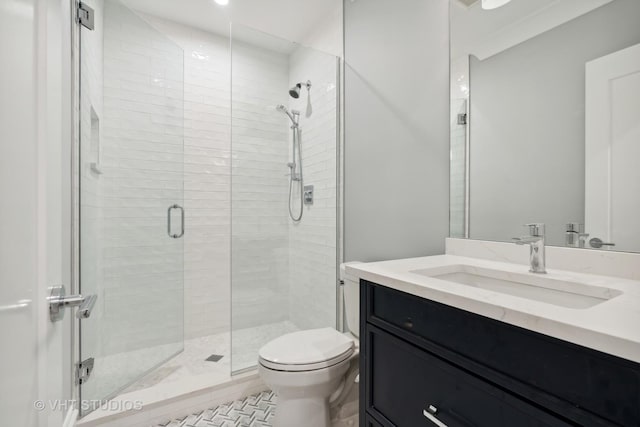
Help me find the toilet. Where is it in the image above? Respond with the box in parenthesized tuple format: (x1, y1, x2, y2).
(258, 263, 361, 427)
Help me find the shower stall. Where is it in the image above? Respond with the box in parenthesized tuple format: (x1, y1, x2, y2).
(76, 0, 341, 417)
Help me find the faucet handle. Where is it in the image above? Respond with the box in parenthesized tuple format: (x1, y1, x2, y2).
(525, 223, 545, 237)
(566, 222, 584, 233)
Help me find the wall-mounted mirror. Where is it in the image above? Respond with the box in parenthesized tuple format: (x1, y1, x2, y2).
(450, 0, 640, 253)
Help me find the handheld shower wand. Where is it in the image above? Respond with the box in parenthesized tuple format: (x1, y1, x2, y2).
(276, 104, 304, 221)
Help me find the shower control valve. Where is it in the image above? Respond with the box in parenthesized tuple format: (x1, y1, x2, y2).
(304, 185, 314, 205)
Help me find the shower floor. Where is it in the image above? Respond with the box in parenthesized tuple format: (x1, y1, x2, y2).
(122, 320, 299, 394)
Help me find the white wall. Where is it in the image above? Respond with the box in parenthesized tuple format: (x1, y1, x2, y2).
(1, 0, 73, 425)
(299, 3, 343, 58)
(1, 0, 41, 425)
(344, 0, 450, 262)
(469, 0, 640, 246)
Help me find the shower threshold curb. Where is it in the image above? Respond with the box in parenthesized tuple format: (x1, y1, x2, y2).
(77, 369, 266, 427)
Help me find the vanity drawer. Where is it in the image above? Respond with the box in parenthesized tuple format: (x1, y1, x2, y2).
(366, 326, 573, 427)
(366, 281, 640, 426)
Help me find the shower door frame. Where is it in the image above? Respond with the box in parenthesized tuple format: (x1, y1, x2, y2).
(67, 5, 346, 414)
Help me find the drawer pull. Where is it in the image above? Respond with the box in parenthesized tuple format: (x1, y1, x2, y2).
(423, 406, 448, 427)
(403, 318, 414, 329)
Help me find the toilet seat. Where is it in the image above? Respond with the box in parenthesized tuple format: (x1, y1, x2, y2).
(259, 328, 355, 372)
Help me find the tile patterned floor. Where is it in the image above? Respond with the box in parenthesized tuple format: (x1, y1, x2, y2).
(157, 390, 276, 427)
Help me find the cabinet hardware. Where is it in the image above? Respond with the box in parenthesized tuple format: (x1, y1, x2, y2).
(423, 406, 448, 427)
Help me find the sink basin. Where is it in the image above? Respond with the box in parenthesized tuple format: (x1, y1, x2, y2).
(410, 264, 622, 309)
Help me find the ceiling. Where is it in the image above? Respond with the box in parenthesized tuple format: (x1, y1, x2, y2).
(451, 0, 614, 60)
(123, 0, 341, 51)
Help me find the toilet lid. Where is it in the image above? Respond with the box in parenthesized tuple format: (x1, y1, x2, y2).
(258, 328, 355, 371)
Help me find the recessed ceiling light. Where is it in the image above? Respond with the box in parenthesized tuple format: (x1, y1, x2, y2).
(481, 0, 511, 10)
(214, 0, 229, 5)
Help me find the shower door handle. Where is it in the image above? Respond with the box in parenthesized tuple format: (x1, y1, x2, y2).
(167, 204, 185, 239)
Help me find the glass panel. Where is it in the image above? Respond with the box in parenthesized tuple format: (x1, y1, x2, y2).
(79, 0, 184, 414)
(230, 25, 340, 373)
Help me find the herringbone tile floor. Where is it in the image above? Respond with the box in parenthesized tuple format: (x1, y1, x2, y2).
(158, 390, 276, 427)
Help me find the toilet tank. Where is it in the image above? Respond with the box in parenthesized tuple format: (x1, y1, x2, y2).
(340, 262, 362, 338)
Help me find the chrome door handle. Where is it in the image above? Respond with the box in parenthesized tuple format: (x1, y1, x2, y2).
(589, 238, 615, 248)
(167, 204, 185, 239)
(423, 405, 448, 427)
(48, 285, 97, 322)
(77, 294, 98, 319)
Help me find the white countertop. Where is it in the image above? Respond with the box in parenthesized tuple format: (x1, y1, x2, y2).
(346, 254, 640, 364)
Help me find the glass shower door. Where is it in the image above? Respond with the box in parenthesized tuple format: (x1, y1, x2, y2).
(78, 0, 184, 414)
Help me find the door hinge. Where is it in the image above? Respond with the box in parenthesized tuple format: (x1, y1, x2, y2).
(76, 357, 94, 385)
(78, 2, 95, 31)
(457, 113, 467, 125)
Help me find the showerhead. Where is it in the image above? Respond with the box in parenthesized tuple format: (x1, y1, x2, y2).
(289, 84, 301, 99)
(288, 80, 312, 99)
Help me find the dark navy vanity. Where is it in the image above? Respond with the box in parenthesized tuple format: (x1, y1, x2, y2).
(359, 280, 640, 427)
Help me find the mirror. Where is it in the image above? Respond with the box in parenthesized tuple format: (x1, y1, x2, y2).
(450, 0, 640, 253)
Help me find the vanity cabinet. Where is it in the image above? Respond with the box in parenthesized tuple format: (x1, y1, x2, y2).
(359, 281, 640, 427)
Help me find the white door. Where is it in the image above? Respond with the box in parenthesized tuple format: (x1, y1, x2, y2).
(585, 43, 640, 252)
(0, 1, 72, 426)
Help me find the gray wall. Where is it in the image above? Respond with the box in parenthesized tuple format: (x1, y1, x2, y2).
(469, 0, 640, 246)
(343, 0, 450, 262)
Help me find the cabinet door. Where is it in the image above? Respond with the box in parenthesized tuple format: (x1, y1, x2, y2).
(367, 282, 639, 426)
(366, 326, 572, 427)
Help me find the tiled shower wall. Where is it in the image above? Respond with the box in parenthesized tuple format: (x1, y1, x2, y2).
(78, 1, 187, 402)
(139, 17, 294, 337)
(93, 5, 338, 351)
(100, 1, 184, 355)
(450, 99, 466, 238)
(143, 17, 339, 338)
(230, 37, 291, 331)
(287, 47, 338, 330)
(141, 16, 236, 340)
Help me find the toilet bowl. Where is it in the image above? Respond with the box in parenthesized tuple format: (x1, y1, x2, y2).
(258, 328, 357, 427)
(258, 263, 361, 427)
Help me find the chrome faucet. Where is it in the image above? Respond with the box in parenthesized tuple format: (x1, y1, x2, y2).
(513, 223, 547, 274)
